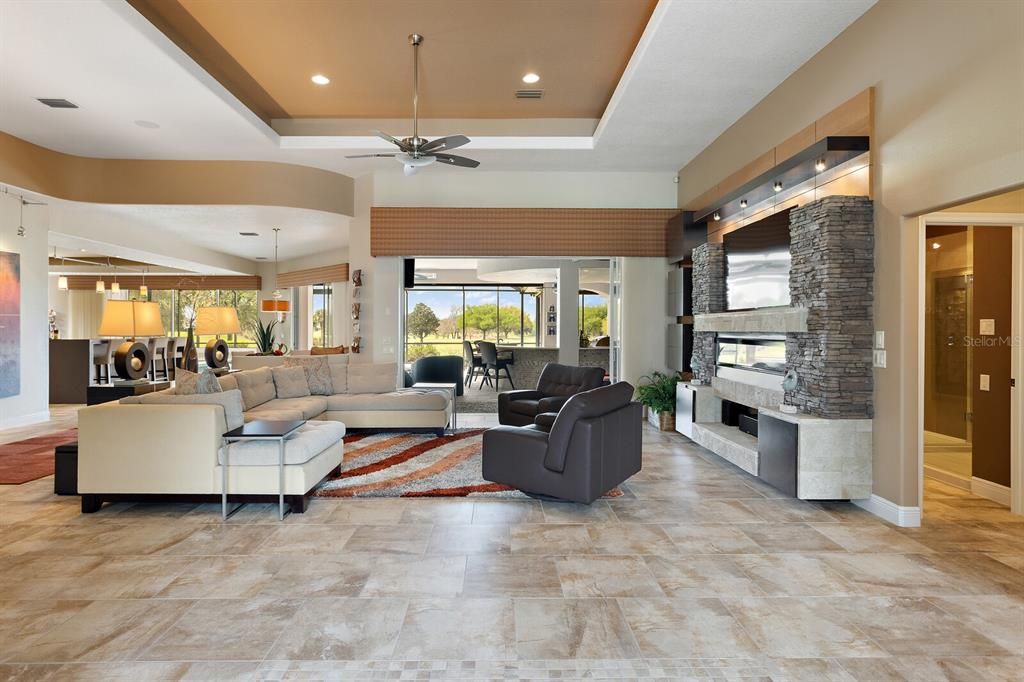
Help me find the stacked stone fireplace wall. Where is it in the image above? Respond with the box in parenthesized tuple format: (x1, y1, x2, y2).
(785, 196, 874, 418)
(690, 242, 725, 383)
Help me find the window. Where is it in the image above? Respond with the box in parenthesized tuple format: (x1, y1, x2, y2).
(131, 288, 259, 348)
(579, 292, 609, 345)
(311, 283, 332, 347)
(405, 285, 540, 362)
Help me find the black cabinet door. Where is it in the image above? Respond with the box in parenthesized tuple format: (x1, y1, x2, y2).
(757, 414, 798, 497)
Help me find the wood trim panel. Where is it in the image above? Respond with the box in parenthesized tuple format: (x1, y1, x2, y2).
(682, 88, 873, 212)
(276, 263, 350, 288)
(370, 207, 679, 257)
(65, 275, 261, 291)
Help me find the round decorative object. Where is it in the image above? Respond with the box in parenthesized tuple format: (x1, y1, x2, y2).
(781, 369, 799, 392)
(205, 338, 230, 370)
(114, 341, 149, 380)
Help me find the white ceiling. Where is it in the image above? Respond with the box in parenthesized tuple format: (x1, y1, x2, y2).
(0, 0, 875, 174)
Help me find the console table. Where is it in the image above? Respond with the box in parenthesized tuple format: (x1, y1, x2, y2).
(86, 381, 171, 405)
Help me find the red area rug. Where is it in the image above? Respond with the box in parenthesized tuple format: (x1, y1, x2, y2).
(315, 430, 623, 499)
(0, 429, 77, 484)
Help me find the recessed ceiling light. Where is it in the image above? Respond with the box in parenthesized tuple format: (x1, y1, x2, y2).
(522, 73, 540, 84)
(311, 74, 330, 85)
(134, 120, 160, 129)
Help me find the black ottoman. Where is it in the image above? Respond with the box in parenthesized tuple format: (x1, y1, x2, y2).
(54, 442, 78, 495)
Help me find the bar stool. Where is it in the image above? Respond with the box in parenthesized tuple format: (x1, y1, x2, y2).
(92, 340, 112, 384)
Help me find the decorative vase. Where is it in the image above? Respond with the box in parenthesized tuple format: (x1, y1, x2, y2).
(181, 326, 199, 373)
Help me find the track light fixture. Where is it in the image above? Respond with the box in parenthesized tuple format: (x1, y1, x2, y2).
(713, 212, 721, 221)
(773, 181, 783, 192)
(739, 199, 748, 209)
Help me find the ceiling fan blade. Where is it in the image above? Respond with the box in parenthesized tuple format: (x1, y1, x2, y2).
(345, 153, 397, 159)
(420, 134, 470, 153)
(373, 130, 409, 150)
(431, 152, 480, 168)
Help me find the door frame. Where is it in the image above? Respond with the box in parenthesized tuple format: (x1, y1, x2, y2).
(917, 212, 1024, 515)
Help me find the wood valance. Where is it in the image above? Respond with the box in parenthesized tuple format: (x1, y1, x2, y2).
(274, 263, 350, 288)
(63, 275, 261, 291)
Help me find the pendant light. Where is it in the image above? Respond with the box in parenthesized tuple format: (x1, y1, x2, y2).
(16, 197, 25, 237)
(260, 228, 291, 313)
(54, 248, 68, 291)
(96, 279, 105, 293)
(139, 268, 148, 298)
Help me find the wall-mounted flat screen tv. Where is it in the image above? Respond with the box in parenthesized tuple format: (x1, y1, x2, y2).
(724, 210, 792, 311)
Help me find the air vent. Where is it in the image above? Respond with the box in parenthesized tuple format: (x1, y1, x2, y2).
(254, 256, 268, 260)
(239, 231, 259, 237)
(515, 89, 544, 99)
(37, 98, 78, 109)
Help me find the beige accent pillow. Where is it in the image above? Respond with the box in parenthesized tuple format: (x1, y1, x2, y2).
(121, 389, 245, 431)
(347, 362, 398, 394)
(218, 374, 239, 392)
(175, 367, 223, 395)
(311, 345, 347, 355)
(234, 367, 276, 410)
(272, 366, 311, 399)
(283, 356, 334, 395)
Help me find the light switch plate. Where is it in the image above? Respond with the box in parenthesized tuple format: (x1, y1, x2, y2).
(873, 350, 887, 368)
(875, 331, 885, 349)
(980, 374, 990, 391)
(980, 319, 996, 336)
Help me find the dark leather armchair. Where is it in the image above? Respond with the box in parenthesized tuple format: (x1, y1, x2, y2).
(482, 382, 641, 504)
(409, 355, 465, 396)
(498, 362, 605, 426)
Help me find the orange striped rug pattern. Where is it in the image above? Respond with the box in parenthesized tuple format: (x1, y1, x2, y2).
(313, 430, 522, 498)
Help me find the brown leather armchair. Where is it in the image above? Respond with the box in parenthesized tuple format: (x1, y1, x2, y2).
(482, 382, 641, 504)
(498, 362, 605, 426)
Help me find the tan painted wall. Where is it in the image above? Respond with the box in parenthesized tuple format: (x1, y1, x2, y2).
(676, 0, 1024, 506)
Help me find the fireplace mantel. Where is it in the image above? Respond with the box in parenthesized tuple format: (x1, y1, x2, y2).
(693, 307, 808, 333)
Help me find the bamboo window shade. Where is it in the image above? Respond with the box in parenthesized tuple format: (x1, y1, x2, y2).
(274, 263, 350, 289)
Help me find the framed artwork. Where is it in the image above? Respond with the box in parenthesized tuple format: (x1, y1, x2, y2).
(0, 251, 20, 399)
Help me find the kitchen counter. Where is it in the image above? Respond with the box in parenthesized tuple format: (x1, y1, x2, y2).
(495, 346, 609, 388)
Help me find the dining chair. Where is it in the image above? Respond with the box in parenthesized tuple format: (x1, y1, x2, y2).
(463, 340, 484, 388)
(477, 341, 515, 391)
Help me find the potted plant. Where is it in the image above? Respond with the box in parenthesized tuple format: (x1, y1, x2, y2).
(636, 371, 680, 431)
(250, 319, 280, 355)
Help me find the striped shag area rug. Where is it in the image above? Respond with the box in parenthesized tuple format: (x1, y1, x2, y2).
(314, 429, 522, 498)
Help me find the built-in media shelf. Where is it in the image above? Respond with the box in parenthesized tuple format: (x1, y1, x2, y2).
(675, 381, 872, 500)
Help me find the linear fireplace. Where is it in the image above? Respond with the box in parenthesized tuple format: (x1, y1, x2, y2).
(715, 333, 786, 390)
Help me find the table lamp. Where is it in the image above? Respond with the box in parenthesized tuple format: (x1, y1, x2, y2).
(196, 306, 242, 370)
(97, 300, 165, 382)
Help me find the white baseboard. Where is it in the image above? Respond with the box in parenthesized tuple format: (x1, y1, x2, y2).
(924, 465, 971, 490)
(971, 477, 1012, 506)
(0, 410, 52, 431)
(853, 494, 922, 527)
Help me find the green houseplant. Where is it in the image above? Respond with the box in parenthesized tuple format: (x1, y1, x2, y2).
(636, 371, 680, 431)
(250, 318, 280, 355)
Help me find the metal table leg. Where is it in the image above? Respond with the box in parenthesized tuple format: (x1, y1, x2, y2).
(278, 438, 285, 521)
(222, 453, 227, 520)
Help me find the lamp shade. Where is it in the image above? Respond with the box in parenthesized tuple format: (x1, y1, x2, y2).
(195, 306, 242, 335)
(98, 300, 165, 338)
(260, 299, 291, 313)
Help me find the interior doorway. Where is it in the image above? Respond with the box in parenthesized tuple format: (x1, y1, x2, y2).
(918, 193, 1023, 517)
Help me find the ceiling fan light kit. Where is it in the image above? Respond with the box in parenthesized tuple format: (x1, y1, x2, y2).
(346, 33, 480, 175)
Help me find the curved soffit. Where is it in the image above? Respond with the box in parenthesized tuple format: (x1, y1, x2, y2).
(0, 131, 355, 216)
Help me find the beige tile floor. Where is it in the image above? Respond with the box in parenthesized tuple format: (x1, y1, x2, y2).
(0, 413, 1022, 680)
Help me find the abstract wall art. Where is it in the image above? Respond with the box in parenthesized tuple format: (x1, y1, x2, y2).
(0, 250, 20, 398)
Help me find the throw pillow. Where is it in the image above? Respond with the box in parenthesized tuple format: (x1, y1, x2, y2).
(175, 367, 223, 395)
(311, 345, 347, 355)
(283, 356, 334, 395)
(235, 367, 276, 410)
(272, 366, 311, 399)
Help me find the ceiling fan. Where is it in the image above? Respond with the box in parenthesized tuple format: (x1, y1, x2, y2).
(346, 33, 480, 176)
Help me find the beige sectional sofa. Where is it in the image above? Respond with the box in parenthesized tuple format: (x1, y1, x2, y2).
(75, 358, 452, 514)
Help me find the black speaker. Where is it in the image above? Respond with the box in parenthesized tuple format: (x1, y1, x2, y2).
(403, 258, 416, 289)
